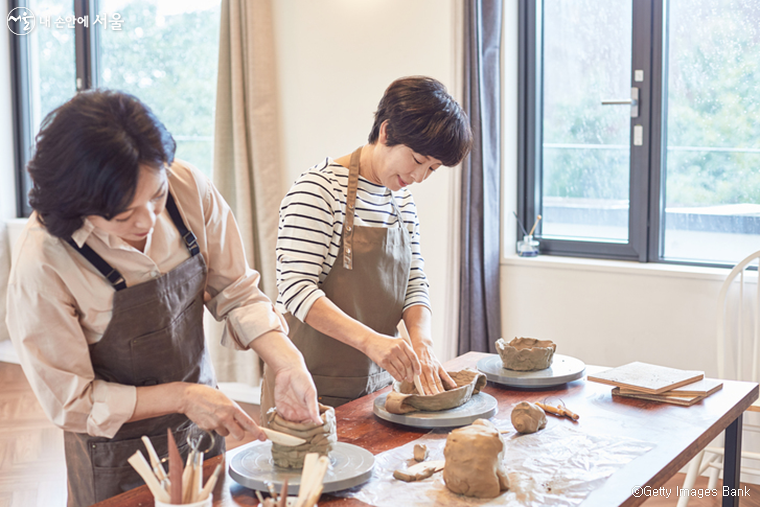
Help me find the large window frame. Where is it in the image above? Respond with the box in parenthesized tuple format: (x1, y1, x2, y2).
(10, 0, 98, 218)
(516, 0, 737, 266)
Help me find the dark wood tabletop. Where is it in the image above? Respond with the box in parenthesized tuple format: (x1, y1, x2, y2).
(94, 352, 758, 507)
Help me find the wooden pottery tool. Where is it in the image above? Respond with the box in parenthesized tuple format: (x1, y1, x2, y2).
(261, 427, 307, 447)
(127, 450, 171, 503)
(167, 428, 183, 504)
(536, 401, 579, 420)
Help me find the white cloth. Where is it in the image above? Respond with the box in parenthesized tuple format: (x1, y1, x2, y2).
(6, 159, 286, 438)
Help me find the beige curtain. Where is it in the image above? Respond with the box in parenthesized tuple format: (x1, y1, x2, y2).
(205, 0, 285, 390)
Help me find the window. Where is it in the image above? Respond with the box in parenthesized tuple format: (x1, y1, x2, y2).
(10, 0, 221, 218)
(518, 0, 760, 266)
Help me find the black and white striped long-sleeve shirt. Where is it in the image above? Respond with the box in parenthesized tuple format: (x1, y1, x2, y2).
(276, 158, 431, 322)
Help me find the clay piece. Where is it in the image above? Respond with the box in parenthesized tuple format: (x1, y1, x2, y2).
(266, 403, 337, 469)
(413, 443, 428, 462)
(393, 460, 445, 482)
(496, 337, 556, 371)
(384, 368, 487, 415)
(510, 401, 547, 434)
(443, 419, 509, 498)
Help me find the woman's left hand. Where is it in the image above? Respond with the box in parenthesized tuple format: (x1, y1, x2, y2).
(414, 343, 457, 395)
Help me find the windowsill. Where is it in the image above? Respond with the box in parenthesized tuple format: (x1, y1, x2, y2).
(500, 253, 736, 282)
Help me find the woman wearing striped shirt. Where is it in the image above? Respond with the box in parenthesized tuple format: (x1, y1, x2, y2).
(263, 77, 473, 409)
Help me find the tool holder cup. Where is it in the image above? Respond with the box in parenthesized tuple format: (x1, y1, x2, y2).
(516, 235, 540, 257)
(155, 495, 213, 507)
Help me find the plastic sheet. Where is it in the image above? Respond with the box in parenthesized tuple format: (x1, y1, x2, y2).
(333, 420, 654, 507)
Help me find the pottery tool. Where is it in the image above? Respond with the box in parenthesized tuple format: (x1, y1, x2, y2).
(277, 478, 289, 507)
(527, 214, 542, 236)
(127, 450, 171, 503)
(141, 435, 167, 483)
(166, 428, 183, 504)
(198, 463, 222, 501)
(181, 450, 195, 502)
(397, 320, 426, 396)
(536, 401, 579, 420)
(294, 453, 330, 507)
(261, 427, 307, 447)
(255, 490, 266, 504)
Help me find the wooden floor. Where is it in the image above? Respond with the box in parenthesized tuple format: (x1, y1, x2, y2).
(1, 360, 759, 506)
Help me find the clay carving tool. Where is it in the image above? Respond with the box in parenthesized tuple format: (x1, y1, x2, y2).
(141, 435, 167, 483)
(397, 320, 426, 395)
(167, 428, 183, 504)
(199, 463, 222, 501)
(261, 427, 307, 446)
(536, 401, 579, 420)
(127, 450, 171, 503)
(277, 478, 289, 507)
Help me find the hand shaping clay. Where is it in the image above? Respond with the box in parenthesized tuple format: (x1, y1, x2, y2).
(510, 401, 547, 434)
(384, 368, 487, 414)
(443, 419, 510, 498)
(266, 403, 337, 468)
(496, 337, 556, 371)
(393, 460, 445, 482)
(413, 443, 428, 462)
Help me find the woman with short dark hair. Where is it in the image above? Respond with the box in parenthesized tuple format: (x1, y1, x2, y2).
(262, 76, 473, 411)
(7, 89, 320, 507)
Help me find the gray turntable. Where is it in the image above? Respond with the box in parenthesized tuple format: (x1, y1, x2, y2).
(228, 441, 374, 495)
(373, 391, 498, 428)
(477, 353, 586, 388)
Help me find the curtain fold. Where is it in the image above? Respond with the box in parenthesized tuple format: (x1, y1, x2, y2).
(459, 0, 503, 355)
(205, 0, 285, 387)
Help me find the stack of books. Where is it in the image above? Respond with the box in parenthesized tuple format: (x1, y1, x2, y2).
(588, 362, 723, 406)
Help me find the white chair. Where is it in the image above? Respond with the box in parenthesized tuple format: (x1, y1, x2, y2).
(678, 249, 760, 507)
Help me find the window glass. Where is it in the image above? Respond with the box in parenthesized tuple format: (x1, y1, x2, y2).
(96, 0, 222, 177)
(541, 0, 632, 242)
(27, 1, 76, 138)
(663, 0, 760, 264)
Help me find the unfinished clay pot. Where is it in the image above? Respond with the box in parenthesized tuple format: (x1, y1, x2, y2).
(384, 368, 487, 415)
(267, 403, 337, 468)
(443, 419, 510, 498)
(496, 337, 556, 371)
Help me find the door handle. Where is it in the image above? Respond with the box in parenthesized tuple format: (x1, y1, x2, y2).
(601, 87, 639, 118)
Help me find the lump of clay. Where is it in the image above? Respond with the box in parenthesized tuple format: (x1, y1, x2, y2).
(443, 419, 509, 498)
(267, 403, 337, 468)
(496, 337, 556, 371)
(413, 443, 428, 462)
(393, 460, 444, 482)
(385, 368, 487, 415)
(510, 401, 547, 434)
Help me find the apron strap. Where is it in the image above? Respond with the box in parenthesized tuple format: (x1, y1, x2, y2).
(165, 192, 201, 256)
(343, 147, 363, 270)
(66, 191, 200, 290)
(65, 238, 128, 291)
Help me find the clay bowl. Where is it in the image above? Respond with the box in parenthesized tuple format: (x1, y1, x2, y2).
(496, 337, 556, 371)
(385, 368, 487, 414)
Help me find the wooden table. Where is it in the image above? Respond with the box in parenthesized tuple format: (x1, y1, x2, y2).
(95, 352, 758, 507)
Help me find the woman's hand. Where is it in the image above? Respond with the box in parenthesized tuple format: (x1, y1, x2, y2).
(272, 364, 322, 424)
(414, 343, 456, 395)
(180, 383, 265, 441)
(362, 332, 421, 384)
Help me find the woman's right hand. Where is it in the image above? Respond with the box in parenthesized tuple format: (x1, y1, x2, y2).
(362, 332, 421, 383)
(180, 383, 265, 441)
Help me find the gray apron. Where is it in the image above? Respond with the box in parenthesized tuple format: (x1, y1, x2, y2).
(63, 192, 224, 507)
(262, 147, 411, 413)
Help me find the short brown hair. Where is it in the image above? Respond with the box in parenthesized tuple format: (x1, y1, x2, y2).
(368, 76, 472, 167)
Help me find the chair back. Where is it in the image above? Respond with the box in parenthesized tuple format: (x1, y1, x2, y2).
(718, 249, 760, 381)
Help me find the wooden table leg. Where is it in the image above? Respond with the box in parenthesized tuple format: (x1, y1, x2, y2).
(722, 414, 743, 507)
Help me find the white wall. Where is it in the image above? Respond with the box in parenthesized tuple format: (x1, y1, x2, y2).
(272, 0, 463, 361)
(1, 23, 19, 344)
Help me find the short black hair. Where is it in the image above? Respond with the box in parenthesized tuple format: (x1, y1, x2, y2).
(27, 89, 176, 239)
(368, 76, 472, 167)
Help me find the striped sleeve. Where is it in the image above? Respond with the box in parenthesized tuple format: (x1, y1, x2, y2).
(398, 191, 431, 312)
(276, 169, 337, 322)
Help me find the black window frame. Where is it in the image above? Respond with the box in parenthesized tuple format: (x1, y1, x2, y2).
(517, 0, 680, 264)
(10, 0, 98, 218)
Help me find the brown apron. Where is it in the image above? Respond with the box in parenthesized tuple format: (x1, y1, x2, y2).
(63, 192, 224, 507)
(262, 147, 411, 414)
